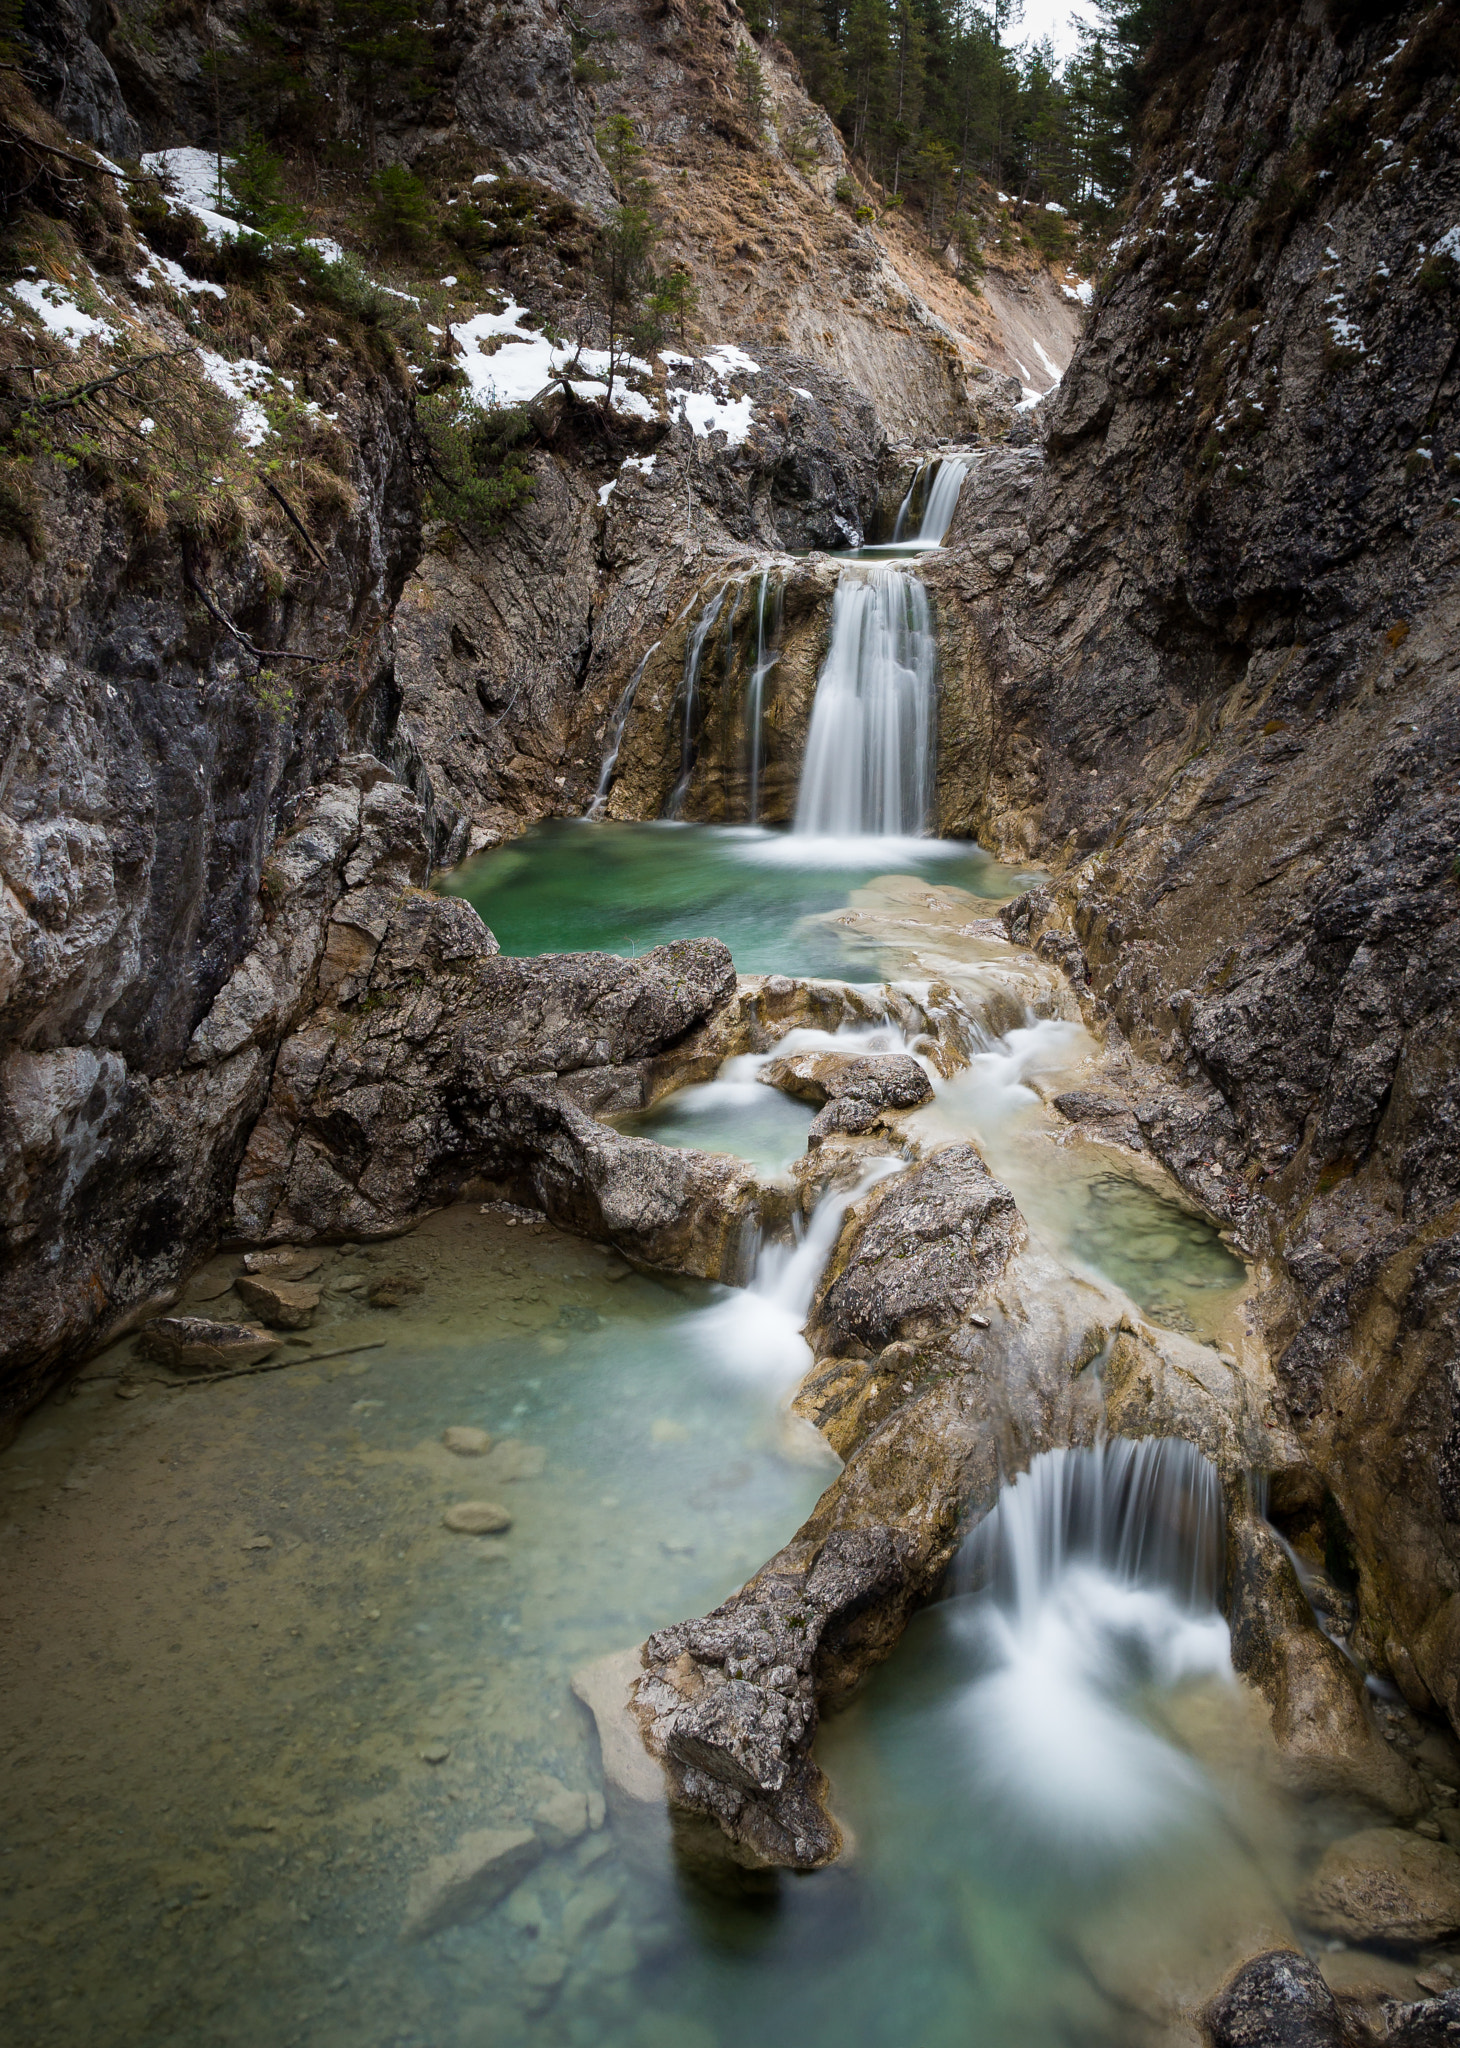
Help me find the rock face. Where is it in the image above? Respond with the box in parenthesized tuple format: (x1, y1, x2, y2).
(0, 133, 421, 1433)
(934, 1, 1460, 1749)
(228, 809, 793, 1277)
(1299, 1828, 1460, 1949)
(394, 359, 885, 850)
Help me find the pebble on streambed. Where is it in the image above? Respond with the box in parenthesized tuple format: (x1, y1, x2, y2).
(443, 1500, 512, 1533)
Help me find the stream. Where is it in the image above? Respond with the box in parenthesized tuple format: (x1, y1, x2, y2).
(0, 471, 1434, 2048)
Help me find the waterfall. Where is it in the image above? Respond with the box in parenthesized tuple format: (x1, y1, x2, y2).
(668, 583, 728, 816)
(745, 570, 783, 823)
(588, 640, 660, 817)
(891, 456, 971, 546)
(951, 1438, 1231, 1846)
(690, 1158, 903, 1386)
(793, 565, 937, 839)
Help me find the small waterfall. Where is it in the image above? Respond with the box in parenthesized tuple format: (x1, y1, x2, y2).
(793, 565, 937, 839)
(691, 1159, 903, 1386)
(588, 640, 661, 817)
(668, 584, 728, 817)
(951, 1438, 1231, 1847)
(745, 570, 783, 823)
(959, 1437, 1224, 1613)
(891, 455, 971, 546)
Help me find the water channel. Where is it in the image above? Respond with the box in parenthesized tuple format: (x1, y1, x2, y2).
(0, 468, 1437, 2048)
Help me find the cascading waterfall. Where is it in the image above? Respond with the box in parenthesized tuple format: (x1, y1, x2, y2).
(891, 455, 972, 546)
(745, 569, 783, 823)
(668, 582, 729, 816)
(951, 1437, 1231, 1845)
(588, 640, 661, 817)
(691, 1158, 903, 1385)
(793, 564, 937, 839)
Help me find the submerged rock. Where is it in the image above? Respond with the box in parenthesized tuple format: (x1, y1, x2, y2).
(443, 1502, 512, 1535)
(401, 1826, 543, 1938)
(137, 1317, 278, 1374)
(531, 1779, 588, 1850)
(1299, 1828, 1460, 1949)
(442, 1426, 493, 1456)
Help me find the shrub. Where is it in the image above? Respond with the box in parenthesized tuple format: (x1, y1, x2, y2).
(418, 390, 535, 537)
(368, 165, 433, 253)
(226, 135, 306, 240)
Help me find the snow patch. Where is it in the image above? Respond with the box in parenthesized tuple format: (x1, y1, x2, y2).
(141, 147, 245, 244)
(307, 236, 346, 266)
(703, 343, 760, 378)
(9, 278, 117, 350)
(198, 350, 273, 446)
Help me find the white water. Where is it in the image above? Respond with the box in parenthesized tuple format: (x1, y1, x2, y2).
(669, 583, 729, 816)
(889, 455, 972, 547)
(745, 571, 782, 823)
(793, 565, 937, 839)
(589, 640, 660, 816)
(690, 1158, 903, 1388)
(953, 1439, 1231, 1847)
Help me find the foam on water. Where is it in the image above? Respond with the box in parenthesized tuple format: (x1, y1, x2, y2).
(951, 1439, 1231, 1850)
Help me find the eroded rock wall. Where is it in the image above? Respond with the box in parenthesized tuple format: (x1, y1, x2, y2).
(949, 0, 1460, 1732)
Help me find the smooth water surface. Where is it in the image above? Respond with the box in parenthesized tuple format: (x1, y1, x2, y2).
(444, 820, 1041, 977)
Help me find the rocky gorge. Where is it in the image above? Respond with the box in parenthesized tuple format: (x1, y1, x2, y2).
(2, 0, 1459, 2045)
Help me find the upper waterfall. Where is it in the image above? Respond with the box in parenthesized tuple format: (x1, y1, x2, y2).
(890, 455, 972, 547)
(793, 564, 937, 839)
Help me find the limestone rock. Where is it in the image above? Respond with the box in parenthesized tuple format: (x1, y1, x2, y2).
(758, 1051, 933, 1111)
(571, 1648, 669, 1830)
(234, 1275, 321, 1331)
(1385, 1989, 1460, 2046)
(242, 1248, 323, 1278)
(532, 1781, 589, 1850)
(1299, 1829, 1460, 1949)
(1227, 1511, 1424, 1818)
(443, 1502, 512, 1535)
(442, 1426, 493, 1456)
(401, 1826, 543, 1939)
(137, 1317, 278, 1374)
(1205, 1951, 1349, 2048)
(809, 1143, 1024, 1354)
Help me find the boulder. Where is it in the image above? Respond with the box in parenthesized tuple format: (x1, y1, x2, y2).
(1385, 1989, 1460, 2046)
(137, 1317, 278, 1373)
(401, 1826, 543, 1938)
(1299, 1828, 1460, 1948)
(1206, 1951, 1350, 2047)
(808, 1143, 1023, 1354)
(758, 1050, 932, 1110)
(233, 1275, 320, 1330)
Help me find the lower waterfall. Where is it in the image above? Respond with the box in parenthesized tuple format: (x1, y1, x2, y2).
(952, 1438, 1230, 1845)
(793, 563, 937, 838)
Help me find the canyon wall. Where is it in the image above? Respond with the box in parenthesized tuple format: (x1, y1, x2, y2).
(947, 0, 1460, 1719)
